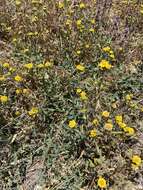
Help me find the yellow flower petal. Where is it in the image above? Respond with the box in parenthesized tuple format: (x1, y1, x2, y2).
(132, 155, 141, 167)
(98, 177, 107, 188)
(115, 115, 123, 124)
(102, 111, 110, 118)
(89, 129, 96, 137)
(80, 91, 88, 100)
(68, 120, 77, 128)
(92, 119, 99, 126)
(99, 60, 112, 70)
(76, 64, 85, 71)
(76, 88, 82, 94)
(79, 3, 85, 9)
(14, 75, 23, 82)
(0, 95, 8, 103)
(28, 107, 39, 116)
(104, 122, 113, 131)
(123, 127, 135, 135)
(24, 63, 33, 69)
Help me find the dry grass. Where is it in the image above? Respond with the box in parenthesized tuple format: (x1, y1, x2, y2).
(0, 0, 143, 190)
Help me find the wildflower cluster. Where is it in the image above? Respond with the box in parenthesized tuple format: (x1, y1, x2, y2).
(0, 0, 142, 189)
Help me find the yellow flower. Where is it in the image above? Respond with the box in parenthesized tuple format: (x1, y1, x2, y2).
(76, 64, 85, 72)
(3, 63, 10, 68)
(89, 28, 95, 33)
(68, 119, 77, 128)
(76, 88, 82, 94)
(85, 44, 90, 48)
(132, 155, 141, 167)
(90, 19, 95, 24)
(0, 95, 8, 103)
(76, 50, 81, 55)
(98, 60, 112, 70)
(24, 63, 33, 69)
(37, 64, 44, 68)
(123, 127, 135, 135)
(102, 111, 110, 118)
(89, 129, 96, 137)
(125, 94, 133, 101)
(102, 46, 111, 52)
(97, 177, 107, 188)
(28, 107, 39, 116)
(14, 75, 23, 82)
(45, 61, 53, 67)
(23, 89, 29, 94)
(58, 2, 64, 9)
(80, 91, 88, 100)
(15, 0, 21, 6)
(65, 19, 72, 26)
(115, 115, 123, 124)
(16, 89, 22, 95)
(109, 50, 114, 54)
(118, 122, 126, 128)
(79, 3, 85, 9)
(76, 19, 82, 26)
(15, 111, 20, 116)
(0, 75, 5, 81)
(92, 119, 99, 126)
(104, 122, 113, 131)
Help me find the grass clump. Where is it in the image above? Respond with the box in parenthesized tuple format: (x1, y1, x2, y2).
(0, 0, 143, 189)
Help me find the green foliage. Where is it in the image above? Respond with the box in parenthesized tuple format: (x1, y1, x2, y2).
(0, 0, 143, 189)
